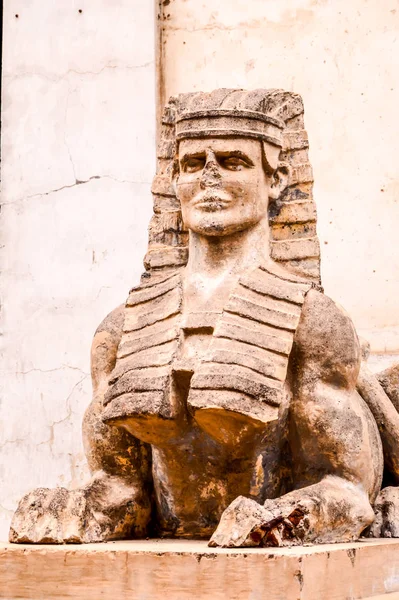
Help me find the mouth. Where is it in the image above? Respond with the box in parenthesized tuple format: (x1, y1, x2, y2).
(193, 194, 232, 212)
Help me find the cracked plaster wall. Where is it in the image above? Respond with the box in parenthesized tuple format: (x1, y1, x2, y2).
(0, 1, 156, 540)
(160, 0, 399, 367)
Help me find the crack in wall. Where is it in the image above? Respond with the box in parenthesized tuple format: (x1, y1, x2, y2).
(95, 286, 112, 299)
(1, 175, 151, 206)
(23, 373, 90, 452)
(12, 365, 88, 376)
(0, 7, 157, 543)
(3, 61, 155, 84)
(0, 438, 29, 449)
(0, 504, 13, 516)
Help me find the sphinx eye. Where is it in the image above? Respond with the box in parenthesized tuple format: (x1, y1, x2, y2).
(182, 157, 205, 173)
(221, 156, 251, 171)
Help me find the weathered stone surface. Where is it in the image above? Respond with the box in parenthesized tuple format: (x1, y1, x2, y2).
(270, 237, 320, 261)
(210, 477, 375, 548)
(144, 246, 188, 269)
(357, 364, 399, 483)
(123, 287, 181, 332)
(116, 321, 180, 358)
(10, 474, 151, 544)
(269, 200, 316, 224)
(282, 129, 309, 151)
(127, 273, 181, 305)
(208, 496, 274, 547)
(368, 487, 399, 538)
(205, 337, 287, 380)
(153, 194, 181, 214)
(9, 89, 399, 555)
(151, 174, 175, 197)
(378, 363, 399, 413)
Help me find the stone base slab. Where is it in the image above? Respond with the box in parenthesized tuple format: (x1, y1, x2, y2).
(1, 539, 399, 599)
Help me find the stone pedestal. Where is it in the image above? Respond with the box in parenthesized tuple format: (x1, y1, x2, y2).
(1, 539, 399, 599)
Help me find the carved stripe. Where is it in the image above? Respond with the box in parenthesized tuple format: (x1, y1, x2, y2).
(105, 366, 171, 402)
(136, 270, 179, 290)
(191, 364, 283, 406)
(269, 201, 316, 224)
(117, 326, 180, 359)
(282, 130, 309, 151)
(110, 341, 177, 382)
(241, 268, 310, 305)
(277, 258, 320, 282)
(144, 247, 188, 269)
(153, 194, 181, 214)
(127, 274, 181, 306)
(121, 314, 180, 341)
(289, 163, 313, 185)
(124, 287, 181, 332)
(151, 174, 175, 197)
(261, 261, 312, 285)
(270, 238, 320, 261)
(270, 222, 317, 242)
(226, 293, 300, 331)
(237, 284, 302, 317)
(195, 363, 283, 389)
(205, 337, 288, 380)
(102, 391, 168, 422)
(214, 313, 293, 355)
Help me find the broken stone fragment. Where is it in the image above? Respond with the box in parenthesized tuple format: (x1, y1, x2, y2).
(368, 487, 399, 538)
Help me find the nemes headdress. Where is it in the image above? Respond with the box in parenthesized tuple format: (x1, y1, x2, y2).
(145, 88, 320, 284)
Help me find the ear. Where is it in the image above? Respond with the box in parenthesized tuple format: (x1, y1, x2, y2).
(269, 162, 290, 201)
(261, 141, 280, 175)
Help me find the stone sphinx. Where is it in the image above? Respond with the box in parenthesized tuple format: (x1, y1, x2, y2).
(10, 89, 399, 547)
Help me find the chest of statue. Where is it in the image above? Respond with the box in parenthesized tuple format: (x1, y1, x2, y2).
(102, 264, 312, 448)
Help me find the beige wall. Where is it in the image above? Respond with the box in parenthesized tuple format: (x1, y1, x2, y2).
(0, 1, 156, 540)
(160, 0, 399, 364)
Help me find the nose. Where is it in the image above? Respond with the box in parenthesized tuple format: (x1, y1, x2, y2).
(200, 150, 222, 190)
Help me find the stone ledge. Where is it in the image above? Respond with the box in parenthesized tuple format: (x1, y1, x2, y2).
(1, 538, 399, 599)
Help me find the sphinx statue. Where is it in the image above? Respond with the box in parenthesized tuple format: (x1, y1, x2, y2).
(10, 89, 399, 546)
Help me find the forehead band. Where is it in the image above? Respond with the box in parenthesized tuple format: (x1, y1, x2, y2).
(175, 109, 284, 147)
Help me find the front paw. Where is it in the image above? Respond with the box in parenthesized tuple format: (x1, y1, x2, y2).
(9, 487, 106, 544)
(209, 495, 310, 548)
(10, 488, 85, 544)
(208, 496, 272, 547)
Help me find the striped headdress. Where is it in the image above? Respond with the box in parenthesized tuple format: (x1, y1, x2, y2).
(145, 88, 320, 284)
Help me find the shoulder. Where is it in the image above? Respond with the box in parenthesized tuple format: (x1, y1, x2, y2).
(91, 304, 125, 388)
(293, 289, 361, 383)
(94, 304, 125, 339)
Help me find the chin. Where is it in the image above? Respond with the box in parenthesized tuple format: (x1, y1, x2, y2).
(187, 213, 254, 237)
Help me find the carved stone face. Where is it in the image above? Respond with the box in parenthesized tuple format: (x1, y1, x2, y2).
(175, 137, 272, 237)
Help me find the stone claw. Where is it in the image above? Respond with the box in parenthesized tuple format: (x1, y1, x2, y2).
(208, 496, 272, 548)
(209, 495, 309, 548)
(9, 487, 104, 544)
